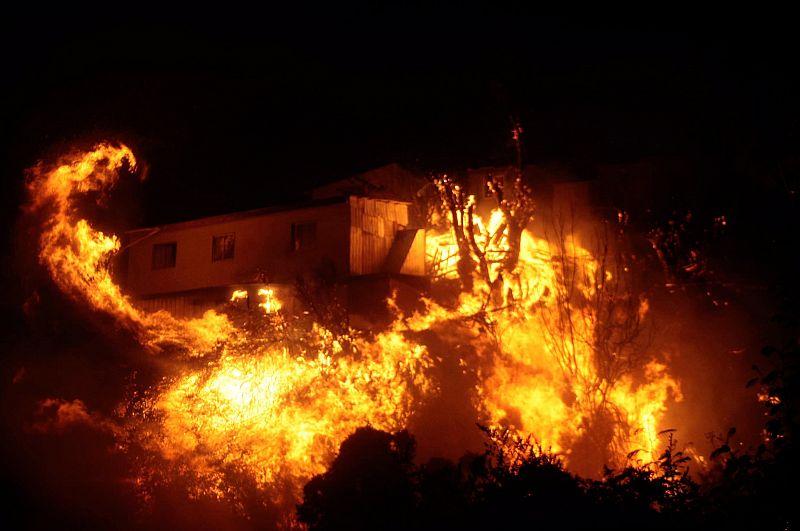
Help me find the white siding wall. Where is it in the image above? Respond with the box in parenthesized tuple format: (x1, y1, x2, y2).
(125, 202, 350, 297)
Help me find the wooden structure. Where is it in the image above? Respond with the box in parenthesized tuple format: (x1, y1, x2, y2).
(120, 196, 425, 319)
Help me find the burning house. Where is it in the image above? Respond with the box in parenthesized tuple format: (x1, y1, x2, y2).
(120, 195, 426, 321)
(119, 163, 599, 322)
(316, 162, 595, 222)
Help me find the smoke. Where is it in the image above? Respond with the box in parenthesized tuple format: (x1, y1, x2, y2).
(647, 284, 771, 455)
(30, 398, 118, 434)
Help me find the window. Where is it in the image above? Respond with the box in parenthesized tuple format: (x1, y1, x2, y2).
(484, 176, 494, 198)
(152, 242, 177, 270)
(212, 233, 235, 261)
(291, 222, 317, 251)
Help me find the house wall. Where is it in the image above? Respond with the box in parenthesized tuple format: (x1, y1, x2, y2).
(349, 197, 411, 275)
(125, 201, 351, 297)
(382, 229, 426, 276)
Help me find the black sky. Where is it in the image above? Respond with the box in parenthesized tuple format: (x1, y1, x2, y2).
(1, 11, 798, 240)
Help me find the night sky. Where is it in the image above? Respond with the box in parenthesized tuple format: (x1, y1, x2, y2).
(3, 11, 798, 224)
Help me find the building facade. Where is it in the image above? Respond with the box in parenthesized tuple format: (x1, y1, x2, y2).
(120, 195, 425, 320)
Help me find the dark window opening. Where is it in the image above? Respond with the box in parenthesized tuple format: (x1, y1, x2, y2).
(152, 242, 177, 270)
(483, 175, 494, 199)
(291, 222, 317, 251)
(212, 233, 235, 261)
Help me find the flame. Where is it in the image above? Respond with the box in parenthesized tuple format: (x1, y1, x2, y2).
(422, 209, 682, 467)
(25, 143, 233, 356)
(257, 287, 281, 314)
(26, 144, 141, 323)
(142, 325, 433, 504)
(230, 289, 248, 302)
(26, 144, 684, 522)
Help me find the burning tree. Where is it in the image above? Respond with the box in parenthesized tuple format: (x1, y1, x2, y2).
(426, 154, 678, 474)
(431, 166, 534, 297)
(539, 214, 656, 470)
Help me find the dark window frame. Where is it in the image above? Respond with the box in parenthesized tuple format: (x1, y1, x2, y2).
(291, 222, 317, 251)
(152, 242, 177, 270)
(484, 175, 496, 199)
(211, 233, 236, 262)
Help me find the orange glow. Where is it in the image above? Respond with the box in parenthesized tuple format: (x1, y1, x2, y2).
(423, 207, 682, 466)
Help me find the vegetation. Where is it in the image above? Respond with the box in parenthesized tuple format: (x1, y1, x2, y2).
(298, 401, 794, 530)
(297, 301, 800, 530)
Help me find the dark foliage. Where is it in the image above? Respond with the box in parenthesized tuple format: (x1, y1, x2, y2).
(697, 297, 800, 530)
(297, 427, 417, 531)
(298, 426, 702, 530)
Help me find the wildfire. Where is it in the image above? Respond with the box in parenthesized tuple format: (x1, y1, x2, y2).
(144, 324, 432, 505)
(25, 144, 437, 512)
(25, 143, 235, 355)
(421, 204, 682, 467)
(25, 143, 683, 522)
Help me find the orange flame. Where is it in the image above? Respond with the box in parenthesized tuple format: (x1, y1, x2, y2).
(27, 144, 141, 322)
(230, 289, 248, 302)
(144, 325, 434, 504)
(257, 287, 281, 314)
(26, 143, 234, 355)
(422, 208, 682, 467)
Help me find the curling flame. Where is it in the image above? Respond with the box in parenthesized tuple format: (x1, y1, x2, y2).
(26, 143, 233, 355)
(26, 144, 141, 323)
